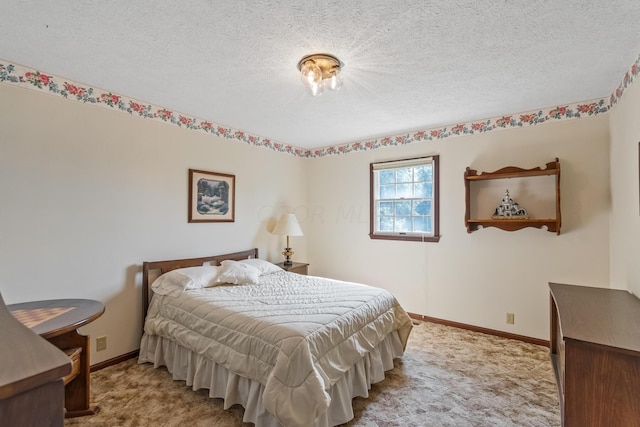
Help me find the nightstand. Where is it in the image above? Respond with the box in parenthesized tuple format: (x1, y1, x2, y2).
(276, 262, 309, 275)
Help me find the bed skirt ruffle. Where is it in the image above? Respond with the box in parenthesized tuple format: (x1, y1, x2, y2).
(138, 331, 404, 427)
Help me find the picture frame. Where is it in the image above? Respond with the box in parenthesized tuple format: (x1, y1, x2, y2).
(188, 169, 235, 223)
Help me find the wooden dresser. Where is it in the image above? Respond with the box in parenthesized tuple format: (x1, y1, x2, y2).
(8, 299, 104, 418)
(0, 293, 71, 426)
(549, 282, 640, 427)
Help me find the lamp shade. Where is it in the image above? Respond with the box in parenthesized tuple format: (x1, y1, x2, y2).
(273, 214, 303, 236)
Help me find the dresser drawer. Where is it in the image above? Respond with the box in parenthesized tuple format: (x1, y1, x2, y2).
(62, 347, 82, 385)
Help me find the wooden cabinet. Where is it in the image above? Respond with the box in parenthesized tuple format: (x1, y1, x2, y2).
(276, 262, 309, 275)
(549, 283, 640, 427)
(0, 293, 71, 427)
(8, 299, 105, 418)
(464, 158, 561, 233)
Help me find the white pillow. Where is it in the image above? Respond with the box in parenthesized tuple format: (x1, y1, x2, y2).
(151, 266, 220, 296)
(239, 259, 283, 275)
(216, 260, 261, 285)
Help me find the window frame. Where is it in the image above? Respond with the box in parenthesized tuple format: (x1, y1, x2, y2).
(369, 155, 440, 242)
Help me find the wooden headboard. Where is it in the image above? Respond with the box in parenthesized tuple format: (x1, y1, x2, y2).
(141, 248, 259, 327)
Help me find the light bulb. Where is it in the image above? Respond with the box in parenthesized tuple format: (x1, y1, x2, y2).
(300, 61, 322, 89)
(327, 72, 343, 91)
(310, 81, 324, 96)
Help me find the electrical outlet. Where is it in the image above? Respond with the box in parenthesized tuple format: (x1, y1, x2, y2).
(96, 336, 107, 351)
(506, 313, 515, 325)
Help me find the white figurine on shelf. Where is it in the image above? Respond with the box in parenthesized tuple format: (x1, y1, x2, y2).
(492, 190, 529, 219)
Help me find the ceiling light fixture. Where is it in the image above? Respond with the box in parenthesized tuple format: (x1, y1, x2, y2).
(297, 53, 343, 96)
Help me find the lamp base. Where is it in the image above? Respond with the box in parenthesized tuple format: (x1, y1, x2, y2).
(282, 247, 293, 266)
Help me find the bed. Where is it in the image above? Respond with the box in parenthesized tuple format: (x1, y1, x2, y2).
(138, 248, 413, 427)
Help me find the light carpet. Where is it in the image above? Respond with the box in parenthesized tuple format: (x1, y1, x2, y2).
(65, 321, 560, 426)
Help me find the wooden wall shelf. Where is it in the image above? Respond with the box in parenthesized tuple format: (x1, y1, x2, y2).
(464, 158, 561, 234)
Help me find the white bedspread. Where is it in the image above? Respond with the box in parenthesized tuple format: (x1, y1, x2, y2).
(141, 271, 412, 427)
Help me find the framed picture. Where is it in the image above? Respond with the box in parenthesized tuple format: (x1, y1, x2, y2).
(188, 169, 235, 223)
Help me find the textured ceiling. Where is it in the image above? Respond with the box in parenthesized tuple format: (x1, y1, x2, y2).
(1, 1, 640, 149)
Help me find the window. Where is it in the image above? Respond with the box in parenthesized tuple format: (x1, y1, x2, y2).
(370, 155, 440, 242)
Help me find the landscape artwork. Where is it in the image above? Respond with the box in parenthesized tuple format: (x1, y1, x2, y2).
(188, 169, 235, 222)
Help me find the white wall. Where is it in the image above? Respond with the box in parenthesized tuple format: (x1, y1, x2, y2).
(306, 117, 611, 340)
(609, 80, 640, 296)
(0, 83, 308, 363)
(0, 76, 619, 357)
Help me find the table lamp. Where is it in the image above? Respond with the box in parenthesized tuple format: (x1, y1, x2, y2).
(273, 213, 303, 266)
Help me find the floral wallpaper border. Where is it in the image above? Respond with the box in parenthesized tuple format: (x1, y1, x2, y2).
(609, 53, 640, 108)
(1, 54, 638, 158)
